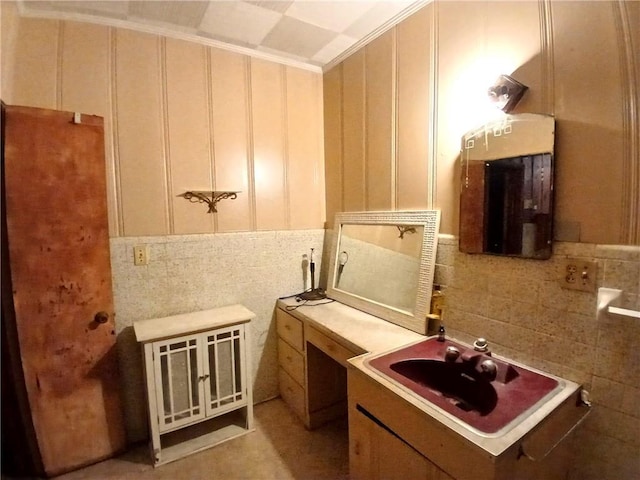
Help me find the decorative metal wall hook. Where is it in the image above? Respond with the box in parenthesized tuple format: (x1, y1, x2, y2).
(180, 191, 239, 213)
(397, 225, 417, 239)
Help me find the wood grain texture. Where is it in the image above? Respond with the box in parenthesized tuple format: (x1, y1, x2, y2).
(3, 105, 126, 476)
(251, 58, 287, 231)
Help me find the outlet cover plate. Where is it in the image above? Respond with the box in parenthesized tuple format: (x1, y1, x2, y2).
(560, 257, 597, 292)
(133, 245, 148, 266)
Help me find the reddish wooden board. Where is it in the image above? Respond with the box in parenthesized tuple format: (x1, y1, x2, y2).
(3, 105, 126, 476)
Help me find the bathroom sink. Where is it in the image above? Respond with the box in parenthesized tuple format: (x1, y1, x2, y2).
(390, 359, 499, 415)
(366, 337, 562, 436)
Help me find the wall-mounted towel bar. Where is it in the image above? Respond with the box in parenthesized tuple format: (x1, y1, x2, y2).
(598, 287, 640, 320)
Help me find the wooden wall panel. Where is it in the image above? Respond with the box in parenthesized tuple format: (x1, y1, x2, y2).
(165, 38, 213, 234)
(365, 31, 395, 211)
(209, 49, 252, 232)
(286, 67, 325, 229)
(0, 2, 19, 101)
(10, 18, 59, 109)
(58, 23, 118, 237)
(551, 1, 624, 244)
(435, 1, 486, 235)
(323, 65, 344, 226)
(250, 59, 286, 231)
(342, 50, 366, 212)
(484, 1, 545, 115)
(396, 5, 431, 210)
(60, 23, 109, 117)
(114, 30, 168, 236)
(3, 14, 326, 238)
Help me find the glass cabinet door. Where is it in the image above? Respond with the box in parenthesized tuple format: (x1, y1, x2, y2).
(153, 334, 205, 432)
(204, 325, 246, 415)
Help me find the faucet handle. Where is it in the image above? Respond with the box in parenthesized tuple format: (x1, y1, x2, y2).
(444, 345, 461, 362)
(479, 359, 498, 381)
(473, 337, 489, 352)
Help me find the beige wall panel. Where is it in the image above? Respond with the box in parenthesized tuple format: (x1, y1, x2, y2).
(436, 1, 486, 235)
(165, 38, 213, 234)
(1, 1, 20, 101)
(286, 67, 325, 229)
(342, 50, 366, 212)
(323, 65, 344, 226)
(436, 1, 544, 235)
(115, 30, 168, 236)
(365, 31, 394, 211)
(210, 49, 252, 232)
(396, 5, 431, 210)
(58, 22, 119, 237)
(251, 58, 286, 230)
(552, 2, 623, 244)
(484, 1, 544, 115)
(60, 22, 109, 117)
(9, 17, 58, 109)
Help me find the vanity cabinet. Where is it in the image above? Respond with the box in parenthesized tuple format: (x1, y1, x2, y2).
(350, 404, 454, 480)
(276, 307, 358, 429)
(348, 363, 579, 480)
(134, 305, 255, 466)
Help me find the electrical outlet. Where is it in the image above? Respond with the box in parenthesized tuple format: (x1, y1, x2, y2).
(560, 257, 597, 292)
(133, 245, 148, 266)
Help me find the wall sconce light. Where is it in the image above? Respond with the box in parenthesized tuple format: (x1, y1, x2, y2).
(487, 74, 528, 113)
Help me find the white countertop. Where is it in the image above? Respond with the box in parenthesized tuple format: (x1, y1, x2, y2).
(276, 297, 424, 354)
(134, 304, 255, 343)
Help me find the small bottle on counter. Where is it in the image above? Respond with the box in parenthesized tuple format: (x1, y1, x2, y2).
(430, 284, 444, 318)
(437, 325, 446, 342)
(427, 285, 445, 336)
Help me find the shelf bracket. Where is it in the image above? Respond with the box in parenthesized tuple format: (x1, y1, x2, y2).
(180, 191, 240, 213)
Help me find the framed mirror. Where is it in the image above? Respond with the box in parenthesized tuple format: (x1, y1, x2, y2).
(459, 114, 555, 259)
(326, 211, 440, 334)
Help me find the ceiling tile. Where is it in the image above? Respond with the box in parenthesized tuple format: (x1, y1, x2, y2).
(285, 1, 376, 32)
(245, 1, 294, 15)
(129, 1, 210, 28)
(261, 15, 337, 59)
(198, 1, 282, 46)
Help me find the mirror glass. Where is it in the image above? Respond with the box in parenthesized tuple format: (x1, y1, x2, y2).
(326, 211, 440, 334)
(459, 114, 555, 259)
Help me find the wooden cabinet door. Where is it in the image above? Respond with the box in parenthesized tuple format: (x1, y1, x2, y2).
(350, 405, 454, 480)
(2, 105, 126, 476)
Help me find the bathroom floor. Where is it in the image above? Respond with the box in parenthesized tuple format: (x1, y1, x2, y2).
(54, 399, 349, 480)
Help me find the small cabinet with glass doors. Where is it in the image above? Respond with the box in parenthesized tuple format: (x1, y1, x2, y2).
(134, 305, 255, 466)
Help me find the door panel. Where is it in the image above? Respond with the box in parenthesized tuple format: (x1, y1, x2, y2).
(2, 105, 126, 476)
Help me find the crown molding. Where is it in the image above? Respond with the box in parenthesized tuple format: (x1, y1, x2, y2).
(322, 0, 430, 73)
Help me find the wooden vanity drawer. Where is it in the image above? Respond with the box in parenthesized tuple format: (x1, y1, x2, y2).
(306, 325, 354, 367)
(279, 368, 306, 421)
(278, 338, 305, 386)
(276, 308, 304, 351)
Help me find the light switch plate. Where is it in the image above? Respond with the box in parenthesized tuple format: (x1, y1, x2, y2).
(560, 257, 597, 292)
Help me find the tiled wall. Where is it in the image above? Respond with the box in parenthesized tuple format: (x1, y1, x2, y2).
(435, 236, 640, 479)
(111, 226, 639, 479)
(110, 229, 326, 443)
